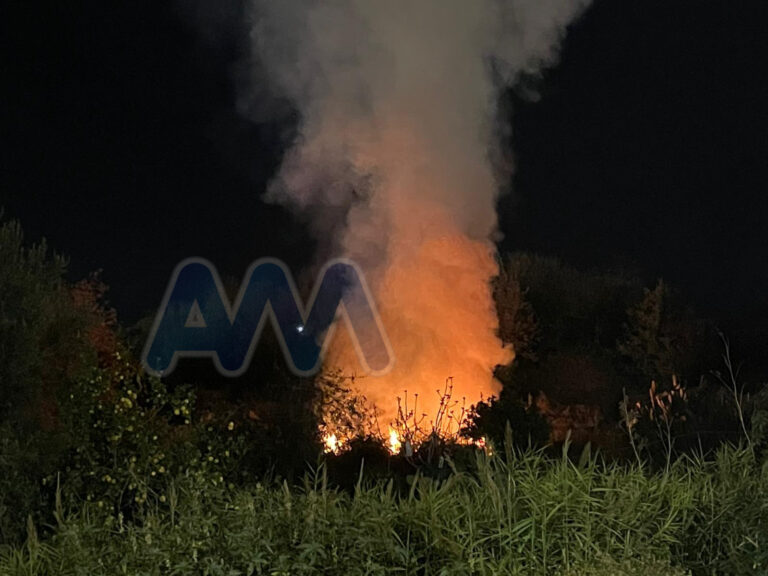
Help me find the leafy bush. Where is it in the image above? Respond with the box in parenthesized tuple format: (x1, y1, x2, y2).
(0, 217, 99, 543)
(0, 218, 93, 424)
(618, 280, 714, 388)
(0, 424, 58, 544)
(462, 392, 550, 450)
(57, 356, 197, 509)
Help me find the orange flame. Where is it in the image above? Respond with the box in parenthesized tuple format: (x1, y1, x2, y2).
(388, 427, 402, 455)
(322, 433, 341, 454)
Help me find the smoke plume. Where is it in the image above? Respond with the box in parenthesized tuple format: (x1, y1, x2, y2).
(245, 0, 588, 424)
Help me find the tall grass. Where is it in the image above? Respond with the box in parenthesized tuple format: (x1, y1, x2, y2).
(1, 443, 765, 575)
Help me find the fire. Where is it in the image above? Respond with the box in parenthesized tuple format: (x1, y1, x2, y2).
(326, 224, 513, 426)
(322, 433, 341, 454)
(388, 427, 402, 455)
(472, 436, 493, 455)
(300, 112, 513, 429)
(252, 0, 587, 461)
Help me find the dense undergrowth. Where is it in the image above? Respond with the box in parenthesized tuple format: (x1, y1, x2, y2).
(1, 443, 766, 575)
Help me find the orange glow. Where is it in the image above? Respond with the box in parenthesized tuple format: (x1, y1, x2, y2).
(322, 118, 513, 435)
(254, 0, 584, 454)
(326, 228, 513, 427)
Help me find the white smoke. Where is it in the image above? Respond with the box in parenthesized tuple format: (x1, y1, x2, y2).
(244, 0, 589, 422)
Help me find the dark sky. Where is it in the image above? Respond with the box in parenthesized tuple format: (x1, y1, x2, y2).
(501, 0, 768, 333)
(3, 1, 768, 352)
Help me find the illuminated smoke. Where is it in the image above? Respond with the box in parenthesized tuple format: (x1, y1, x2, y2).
(245, 0, 588, 423)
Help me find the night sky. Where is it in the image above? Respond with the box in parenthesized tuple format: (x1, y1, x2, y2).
(3, 1, 768, 356)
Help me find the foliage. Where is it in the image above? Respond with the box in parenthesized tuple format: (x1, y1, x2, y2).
(0, 218, 105, 542)
(620, 376, 691, 469)
(619, 280, 674, 380)
(462, 391, 550, 451)
(618, 280, 711, 386)
(0, 423, 57, 544)
(492, 254, 718, 454)
(556, 555, 689, 576)
(493, 254, 643, 424)
(391, 378, 468, 457)
(315, 369, 379, 448)
(501, 253, 640, 354)
(0, 217, 255, 542)
(493, 257, 539, 361)
(56, 353, 228, 510)
(0, 218, 91, 423)
(750, 385, 768, 454)
(1, 445, 765, 575)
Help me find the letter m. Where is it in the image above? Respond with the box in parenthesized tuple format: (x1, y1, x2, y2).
(142, 258, 393, 377)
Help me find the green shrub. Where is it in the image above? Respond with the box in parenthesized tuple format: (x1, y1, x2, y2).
(0, 218, 97, 544)
(54, 353, 249, 513)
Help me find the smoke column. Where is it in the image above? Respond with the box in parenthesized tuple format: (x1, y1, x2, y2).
(245, 0, 588, 424)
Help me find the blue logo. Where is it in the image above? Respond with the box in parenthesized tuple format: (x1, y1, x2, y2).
(142, 258, 393, 377)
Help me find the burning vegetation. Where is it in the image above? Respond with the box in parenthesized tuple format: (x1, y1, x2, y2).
(247, 0, 587, 437)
